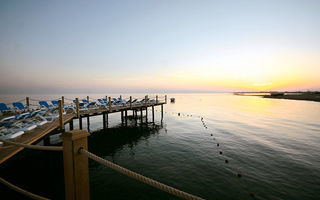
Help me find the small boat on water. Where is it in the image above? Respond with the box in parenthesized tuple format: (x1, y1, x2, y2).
(170, 98, 175, 103)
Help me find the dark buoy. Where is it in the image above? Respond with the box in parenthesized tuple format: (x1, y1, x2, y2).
(219, 151, 223, 154)
(225, 159, 229, 163)
(210, 134, 213, 136)
(217, 143, 219, 147)
(237, 173, 242, 178)
(178, 113, 180, 116)
(249, 192, 255, 198)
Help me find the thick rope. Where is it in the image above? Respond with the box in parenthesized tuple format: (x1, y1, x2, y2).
(0, 138, 62, 151)
(0, 176, 50, 200)
(80, 149, 205, 200)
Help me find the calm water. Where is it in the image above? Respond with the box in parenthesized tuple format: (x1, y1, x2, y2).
(1, 93, 320, 200)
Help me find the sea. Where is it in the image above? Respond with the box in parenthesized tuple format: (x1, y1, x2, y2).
(0, 93, 320, 200)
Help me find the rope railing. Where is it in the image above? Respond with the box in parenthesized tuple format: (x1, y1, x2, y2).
(79, 148, 205, 200)
(0, 137, 61, 200)
(29, 98, 60, 102)
(0, 138, 63, 151)
(0, 176, 50, 200)
(4, 99, 26, 105)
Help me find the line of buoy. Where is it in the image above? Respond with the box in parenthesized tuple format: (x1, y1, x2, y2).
(155, 109, 256, 198)
(199, 116, 256, 198)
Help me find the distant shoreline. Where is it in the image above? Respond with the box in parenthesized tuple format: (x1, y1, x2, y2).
(234, 92, 320, 102)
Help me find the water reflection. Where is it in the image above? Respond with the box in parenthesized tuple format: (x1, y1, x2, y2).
(88, 120, 164, 162)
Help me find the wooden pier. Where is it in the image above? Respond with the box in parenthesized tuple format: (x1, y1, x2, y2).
(0, 95, 166, 165)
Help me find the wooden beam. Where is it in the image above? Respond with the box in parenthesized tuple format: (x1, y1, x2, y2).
(121, 111, 124, 123)
(106, 112, 108, 128)
(152, 106, 154, 122)
(161, 104, 163, 119)
(87, 115, 90, 132)
(79, 117, 82, 130)
(58, 100, 64, 131)
(76, 98, 80, 118)
(69, 120, 74, 131)
(62, 96, 64, 106)
(108, 97, 112, 111)
(145, 95, 148, 106)
(125, 110, 127, 125)
(103, 113, 106, 130)
(26, 97, 30, 107)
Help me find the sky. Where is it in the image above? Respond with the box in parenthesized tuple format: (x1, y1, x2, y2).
(0, 0, 319, 94)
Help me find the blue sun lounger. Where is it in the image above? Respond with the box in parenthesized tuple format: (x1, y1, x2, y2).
(96, 99, 109, 107)
(97, 99, 105, 105)
(39, 101, 54, 109)
(82, 99, 97, 107)
(51, 100, 59, 107)
(12, 102, 29, 112)
(51, 100, 75, 112)
(0, 103, 12, 115)
(0, 111, 46, 139)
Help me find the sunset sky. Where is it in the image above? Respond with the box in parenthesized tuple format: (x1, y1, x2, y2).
(0, 0, 319, 94)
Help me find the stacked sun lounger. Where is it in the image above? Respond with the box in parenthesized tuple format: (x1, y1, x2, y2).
(0, 110, 50, 140)
(0, 101, 65, 142)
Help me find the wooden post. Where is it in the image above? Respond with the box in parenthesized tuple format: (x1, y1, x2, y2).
(125, 110, 127, 125)
(120, 95, 122, 100)
(76, 98, 80, 118)
(108, 97, 112, 112)
(106, 113, 109, 127)
(152, 106, 154, 122)
(79, 118, 82, 130)
(105, 96, 108, 101)
(60, 130, 90, 200)
(76, 98, 82, 129)
(165, 95, 167, 104)
(26, 97, 30, 107)
(156, 95, 158, 104)
(87, 115, 90, 132)
(103, 113, 106, 130)
(87, 96, 89, 103)
(161, 104, 163, 119)
(145, 95, 148, 106)
(121, 111, 124, 123)
(140, 108, 143, 121)
(70, 120, 74, 131)
(58, 100, 64, 131)
(62, 96, 65, 106)
(130, 96, 132, 109)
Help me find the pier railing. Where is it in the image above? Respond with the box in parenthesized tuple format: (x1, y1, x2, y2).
(0, 129, 204, 200)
